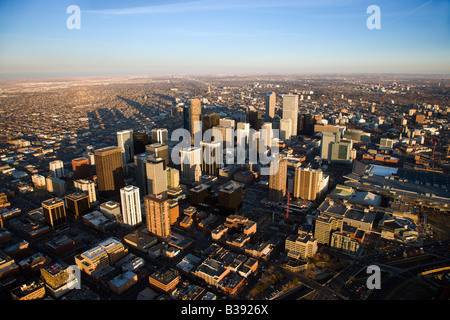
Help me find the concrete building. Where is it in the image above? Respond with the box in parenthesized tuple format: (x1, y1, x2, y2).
(293, 167, 328, 201)
(180, 147, 202, 182)
(282, 94, 298, 137)
(117, 129, 134, 165)
(265, 91, 276, 121)
(49, 160, 64, 178)
(145, 155, 167, 196)
(268, 157, 288, 202)
(201, 141, 222, 175)
(94, 146, 124, 198)
(120, 185, 142, 227)
(74, 179, 97, 205)
(285, 231, 318, 260)
(218, 181, 243, 214)
(42, 198, 67, 230)
(72, 157, 91, 180)
(148, 268, 180, 294)
(144, 194, 171, 238)
(65, 192, 90, 219)
(146, 143, 169, 166)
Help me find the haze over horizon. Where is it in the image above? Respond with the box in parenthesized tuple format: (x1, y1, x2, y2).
(0, 0, 449, 79)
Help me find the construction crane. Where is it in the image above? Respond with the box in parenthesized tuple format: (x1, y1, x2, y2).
(285, 187, 290, 221)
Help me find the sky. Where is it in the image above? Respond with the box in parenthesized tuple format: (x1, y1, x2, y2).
(0, 0, 449, 79)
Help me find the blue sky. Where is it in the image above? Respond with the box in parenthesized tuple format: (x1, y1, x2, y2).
(0, 0, 449, 78)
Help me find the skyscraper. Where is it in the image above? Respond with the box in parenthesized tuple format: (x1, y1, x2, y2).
(72, 157, 91, 180)
(42, 198, 67, 229)
(189, 98, 202, 145)
(49, 160, 64, 178)
(120, 185, 142, 226)
(146, 143, 169, 166)
(282, 94, 299, 138)
(200, 141, 222, 175)
(293, 167, 323, 201)
(144, 194, 171, 238)
(145, 155, 167, 196)
(65, 192, 90, 218)
(94, 146, 124, 198)
(117, 129, 134, 165)
(247, 110, 262, 130)
(265, 92, 276, 121)
(268, 157, 288, 202)
(203, 113, 220, 133)
(151, 128, 168, 145)
(180, 147, 202, 182)
(74, 179, 97, 205)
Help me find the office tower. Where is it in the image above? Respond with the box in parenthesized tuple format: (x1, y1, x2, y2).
(99, 201, 122, 222)
(65, 192, 90, 218)
(117, 129, 134, 165)
(218, 181, 243, 214)
(40, 262, 75, 298)
(46, 177, 67, 196)
(42, 198, 67, 229)
(74, 179, 97, 205)
(134, 152, 150, 195)
(303, 114, 316, 136)
(194, 164, 202, 186)
(94, 146, 125, 198)
(146, 143, 169, 166)
(265, 92, 276, 121)
(120, 185, 142, 226)
(49, 160, 64, 178)
(219, 118, 235, 129)
(203, 113, 220, 132)
(261, 122, 273, 147)
(285, 231, 318, 259)
(236, 122, 250, 161)
(145, 155, 167, 196)
(72, 157, 91, 180)
(144, 194, 171, 238)
(133, 130, 152, 155)
(282, 94, 298, 138)
(32, 174, 46, 189)
(280, 119, 292, 141)
(201, 141, 221, 175)
(268, 157, 288, 202)
(180, 147, 202, 182)
(151, 128, 168, 145)
(321, 132, 338, 160)
(247, 110, 262, 130)
(297, 113, 305, 135)
(293, 167, 323, 201)
(166, 167, 180, 189)
(330, 139, 353, 163)
(188, 98, 202, 144)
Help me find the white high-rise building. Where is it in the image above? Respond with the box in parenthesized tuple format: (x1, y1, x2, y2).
(120, 185, 142, 226)
(74, 179, 97, 205)
(49, 160, 64, 178)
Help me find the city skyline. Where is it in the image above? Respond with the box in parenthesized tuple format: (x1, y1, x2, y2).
(0, 0, 449, 79)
